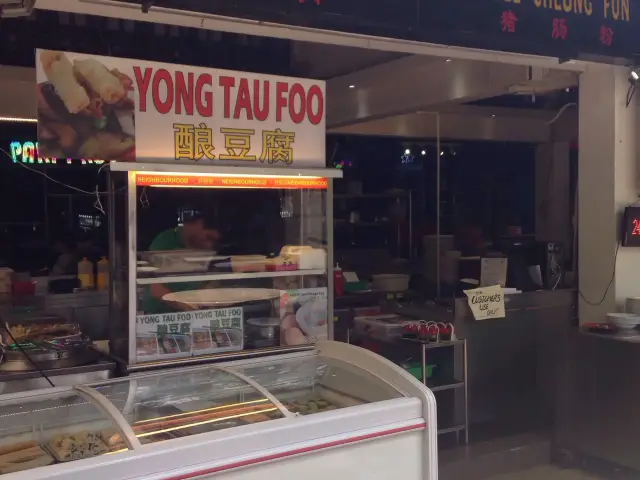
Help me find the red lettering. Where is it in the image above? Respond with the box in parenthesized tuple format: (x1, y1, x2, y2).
(234, 78, 253, 120)
(152, 69, 173, 115)
(134, 66, 152, 112)
(253, 80, 269, 121)
(289, 83, 306, 124)
(174, 71, 194, 116)
(307, 84, 324, 125)
(219, 76, 235, 119)
(276, 82, 289, 122)
(196, 73, 213, 117)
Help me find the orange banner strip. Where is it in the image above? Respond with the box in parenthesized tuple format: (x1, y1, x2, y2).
(135, 173, 328, 189)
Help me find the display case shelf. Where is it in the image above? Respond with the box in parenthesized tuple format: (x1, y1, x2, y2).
(135, 269, 327, 285)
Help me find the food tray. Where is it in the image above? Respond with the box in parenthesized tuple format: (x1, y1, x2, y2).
(44, 434, 109, 463)
(353, 314, 407, 342)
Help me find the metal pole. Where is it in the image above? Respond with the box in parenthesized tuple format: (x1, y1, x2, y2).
(464, 338, 469, 444)
(421, 343, 427, 385)
(326, 179, 335, 342)
(436, 113, 441, 298)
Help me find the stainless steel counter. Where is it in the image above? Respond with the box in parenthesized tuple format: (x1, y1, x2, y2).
(555, 328, 640, 475)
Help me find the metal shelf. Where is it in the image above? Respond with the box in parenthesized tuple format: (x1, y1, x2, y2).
(136, 269, 327, 285)
(428, 379, 465, 392)
(438, 425, 466, 435)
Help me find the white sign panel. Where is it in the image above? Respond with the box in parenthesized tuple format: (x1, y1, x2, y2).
(463, 285, 506, 320)
(135, 307, 243, 362)
(36, 50, 325, 167)
(280, 287, 328, 345)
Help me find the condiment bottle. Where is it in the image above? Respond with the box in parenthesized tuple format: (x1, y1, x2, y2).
(78, 258, 94, 289)
(97, 257, 109, 290)
(334, 263, 344, 297)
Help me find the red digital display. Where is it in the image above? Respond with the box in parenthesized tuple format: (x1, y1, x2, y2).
(622, 207, 640, 246)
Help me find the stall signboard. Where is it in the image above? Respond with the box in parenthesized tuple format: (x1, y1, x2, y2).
(129, 0, 639, 60)
(35, 50, 325, 167)
(135, 173, 328, 189)
(135, 307, 244, 362)
(464, 285, 506, 320)
(280, 287, 328, 346)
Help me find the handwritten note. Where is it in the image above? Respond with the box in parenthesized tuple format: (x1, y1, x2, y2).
(463, 285, 506, 320)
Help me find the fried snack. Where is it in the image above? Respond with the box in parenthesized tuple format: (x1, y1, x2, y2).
(40, 51, 90, 114)
(78, 131, 134, 160)
(0, 441, 38, 456)
(74, 58, 125, 104)
(99, 429, 127, 451)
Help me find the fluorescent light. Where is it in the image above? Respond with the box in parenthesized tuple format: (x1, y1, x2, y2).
(445, 59, 452, 63)
(349, 84, 355, 89)
(421, 150, 426, 156)
(404, 149, 411, 155)
(632, 70, 639, 81)
(0, 116, 37, 123)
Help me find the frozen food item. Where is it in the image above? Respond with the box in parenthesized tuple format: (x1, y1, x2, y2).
(5, 323, 80, 342)
(48, 431, 108, 461)
(99, 429, 126, 451)
(286, 395, 338, 415)
(74, 58, 125, 104)
(0, 442, 53, 474)
(40, 51, 90, 114)
(243, 413, 271, 424)
(0, 443, 54, 474)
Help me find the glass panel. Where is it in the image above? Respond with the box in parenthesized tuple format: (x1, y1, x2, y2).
(0, 391, 127, 474)
(234, 356, 403, 416)
(92, 367, 284, 445)
(132, 183, 329, 364)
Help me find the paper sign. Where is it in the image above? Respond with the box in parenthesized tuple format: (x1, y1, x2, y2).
(480, 258, 508, 287)
(463, 285, 506, 320)
(135, 307, 243, 362)
(280, 287, 328, 345)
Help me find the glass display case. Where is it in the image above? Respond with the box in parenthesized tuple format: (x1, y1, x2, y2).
(107, 163, 342, 368)
(0, 341, 438, 480)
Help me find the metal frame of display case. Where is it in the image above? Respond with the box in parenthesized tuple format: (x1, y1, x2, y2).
(107, 162, 342, 370)
(1, 340, 438, 480)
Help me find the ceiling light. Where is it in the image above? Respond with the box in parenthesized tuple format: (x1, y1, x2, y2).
(445, 59, 452, 63)
(404, 149, 411, 155)
(349, 84, 355, 89)
(492, 114, 496, 118)
(0, 116, 37, 123)
(421, 150, 426, 156)
(630, 69, 639, 84)
(440, 151, 444, 156)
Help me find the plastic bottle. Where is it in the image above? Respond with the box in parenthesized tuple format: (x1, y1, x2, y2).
(334, 263, 344, 297)
(97, 257, 109, 290)
(78, 258, 94, 289)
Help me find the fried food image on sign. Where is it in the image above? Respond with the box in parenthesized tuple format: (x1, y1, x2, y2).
(74, 58, 126, 104)
(40, 51, 90, 114)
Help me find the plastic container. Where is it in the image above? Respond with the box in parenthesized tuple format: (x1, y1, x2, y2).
(97, 257, 109, 290)
(404, 363, 436, 381)
(371, 274, 410, 292)
(78, 258, 94, 289)
(353, 314, 407, 342)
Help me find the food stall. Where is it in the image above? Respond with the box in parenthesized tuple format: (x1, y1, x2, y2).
(0, 48, 434, 479)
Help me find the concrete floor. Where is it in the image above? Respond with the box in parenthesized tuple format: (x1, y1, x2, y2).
(486, 466, 603, 480)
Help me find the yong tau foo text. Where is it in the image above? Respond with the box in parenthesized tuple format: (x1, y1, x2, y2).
(133, 67, 324, 124)
(505, 0, 630, 20)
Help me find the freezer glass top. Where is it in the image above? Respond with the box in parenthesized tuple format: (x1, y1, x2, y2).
(236, 355, 403, 415)
(92, 367, 284, 445)
(0, 390, 128, 474)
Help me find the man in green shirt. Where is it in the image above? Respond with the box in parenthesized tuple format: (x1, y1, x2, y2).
(144, 213, 221, 314)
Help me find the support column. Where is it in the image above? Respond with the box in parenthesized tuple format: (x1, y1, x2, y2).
(578, 64, 637, 324)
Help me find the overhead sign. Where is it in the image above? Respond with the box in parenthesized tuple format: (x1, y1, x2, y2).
(128, 0, 638, 60)
(36, 49, 326, 167)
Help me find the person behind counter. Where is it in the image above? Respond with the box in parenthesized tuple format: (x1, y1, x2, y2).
(144, 212, 221, 314)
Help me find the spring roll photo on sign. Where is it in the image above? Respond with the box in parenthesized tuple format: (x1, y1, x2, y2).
(463, 284, 505, 320)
